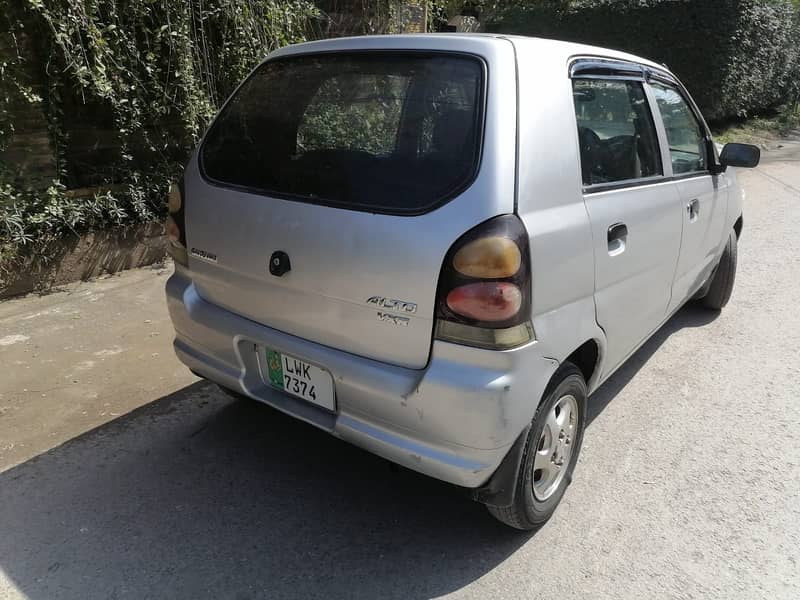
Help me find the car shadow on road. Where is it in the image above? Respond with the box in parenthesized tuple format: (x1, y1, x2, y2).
(0, 303, 717, 600)
(0, 383, 528, 600)
(587, 302, 719, 425)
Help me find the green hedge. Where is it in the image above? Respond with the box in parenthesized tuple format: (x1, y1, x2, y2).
(488, 0, 800, 122)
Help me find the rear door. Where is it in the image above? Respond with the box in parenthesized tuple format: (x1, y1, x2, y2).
(649, 81, 728, 310)
(571, 67, 683, 375)
(183, 44, 517, 369)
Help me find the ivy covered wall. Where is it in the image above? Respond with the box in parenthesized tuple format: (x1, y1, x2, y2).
(0, 0, 336, 270)
(3, 0, 319, 185)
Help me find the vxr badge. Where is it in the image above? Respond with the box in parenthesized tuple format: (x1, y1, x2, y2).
(377, 312, 410, 327)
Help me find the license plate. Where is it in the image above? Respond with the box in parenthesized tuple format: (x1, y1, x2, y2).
(262, 348, 335, 411)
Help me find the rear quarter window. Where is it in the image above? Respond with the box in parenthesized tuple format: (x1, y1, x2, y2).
(200, 52, 485, 214)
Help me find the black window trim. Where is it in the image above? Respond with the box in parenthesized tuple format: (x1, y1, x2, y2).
(583, 173, 722, 195)
(197, 49, 489, 217)
(583, 174, 672, 195)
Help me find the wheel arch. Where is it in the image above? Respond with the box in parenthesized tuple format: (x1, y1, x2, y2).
(564, 338, 602, 391)
(734, 214, 743, 239)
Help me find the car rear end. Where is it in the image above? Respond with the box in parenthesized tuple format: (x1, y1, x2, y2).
(165, 35, 560, 488)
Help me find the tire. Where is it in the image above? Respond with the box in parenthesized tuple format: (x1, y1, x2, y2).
(702, 230, 738, 310)
(487, 362, 587, 530)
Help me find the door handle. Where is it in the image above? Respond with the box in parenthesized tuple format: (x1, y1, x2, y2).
(687, 198, 699, 221)
(607, 222, 628, 256)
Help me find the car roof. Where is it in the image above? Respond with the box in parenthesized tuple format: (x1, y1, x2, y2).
(268, 33, 669, 75)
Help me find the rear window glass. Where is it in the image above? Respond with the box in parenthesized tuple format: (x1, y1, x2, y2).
(200, 53, 484, 214)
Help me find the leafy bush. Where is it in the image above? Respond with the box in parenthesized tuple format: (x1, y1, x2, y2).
(488, 0, 800, 122)
(0, 0, 320, 270)
(0, 169, 173, 276)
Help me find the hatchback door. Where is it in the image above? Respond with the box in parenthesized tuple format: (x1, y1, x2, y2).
(182, 44, 517, 369)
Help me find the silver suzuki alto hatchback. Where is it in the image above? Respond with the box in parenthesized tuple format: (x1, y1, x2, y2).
(165, 34, 760, 529)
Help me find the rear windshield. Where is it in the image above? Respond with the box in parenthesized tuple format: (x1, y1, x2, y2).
(200, 52, 484, 214)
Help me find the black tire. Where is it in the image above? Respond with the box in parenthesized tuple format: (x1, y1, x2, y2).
(487, 362, 587, 530)
(702, 230, 738, 310)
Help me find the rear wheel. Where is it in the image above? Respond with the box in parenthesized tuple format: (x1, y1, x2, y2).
(487, 363, 587, 530)
(701, 230, 738, 310)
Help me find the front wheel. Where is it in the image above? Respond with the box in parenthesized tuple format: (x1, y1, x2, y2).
(701, 230, 738, 310)
(487, 362, 587, 530)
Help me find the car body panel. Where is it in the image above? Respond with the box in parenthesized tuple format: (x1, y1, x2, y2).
(669, 174, 730, 311)
(512, 39, 607, 388)
(584, 181, 684, 377)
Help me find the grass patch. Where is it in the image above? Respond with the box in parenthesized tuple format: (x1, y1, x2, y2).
(712, 103, 800, 147)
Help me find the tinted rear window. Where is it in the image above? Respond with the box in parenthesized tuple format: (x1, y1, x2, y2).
(200, 52, 484, 214)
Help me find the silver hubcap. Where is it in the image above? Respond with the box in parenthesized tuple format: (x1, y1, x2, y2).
(532, 394, 578, 501)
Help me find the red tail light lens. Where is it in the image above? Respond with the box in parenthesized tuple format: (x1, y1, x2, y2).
(446, 282, 522, 322)
(435, 215, 533, 350)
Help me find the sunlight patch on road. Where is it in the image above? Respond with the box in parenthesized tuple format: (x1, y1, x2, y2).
(0, 335, 29, 347)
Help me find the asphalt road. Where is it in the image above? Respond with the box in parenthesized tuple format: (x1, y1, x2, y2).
(1, 147, 798, 599)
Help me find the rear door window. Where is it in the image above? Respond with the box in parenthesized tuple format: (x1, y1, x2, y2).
(201, 53, 484, 214)
(572, 79, 663, 186)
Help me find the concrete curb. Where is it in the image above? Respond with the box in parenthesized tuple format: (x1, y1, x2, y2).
(0, 222, 166, 300)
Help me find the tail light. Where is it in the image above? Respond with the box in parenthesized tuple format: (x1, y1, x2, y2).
(165, 180, 188, 266)
(435, 215, 533, 350)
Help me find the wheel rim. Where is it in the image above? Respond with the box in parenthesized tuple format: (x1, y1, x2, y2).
(532, 394, 578, 501)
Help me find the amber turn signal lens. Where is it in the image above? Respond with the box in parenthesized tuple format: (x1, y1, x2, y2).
(168, 183, 182, 213)
(453, 236, 521, 279)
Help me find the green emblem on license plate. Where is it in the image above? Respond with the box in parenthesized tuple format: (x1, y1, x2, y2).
(266, 349, 284, 388)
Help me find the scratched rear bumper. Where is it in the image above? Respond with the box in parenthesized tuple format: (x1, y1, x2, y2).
(166, 266, 558, 488)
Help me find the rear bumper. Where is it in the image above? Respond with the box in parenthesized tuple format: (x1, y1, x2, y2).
(166, 267, 559, 488)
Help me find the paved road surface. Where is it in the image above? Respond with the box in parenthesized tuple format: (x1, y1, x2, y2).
(1, 148, 798, 599)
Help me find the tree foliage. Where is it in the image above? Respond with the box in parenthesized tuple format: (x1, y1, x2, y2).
(486, 0, 800, 121)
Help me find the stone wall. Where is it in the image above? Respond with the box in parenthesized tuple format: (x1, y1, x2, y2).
(0, 223, 167, 300)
